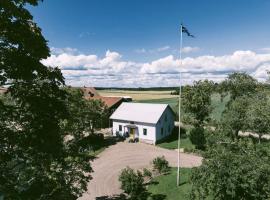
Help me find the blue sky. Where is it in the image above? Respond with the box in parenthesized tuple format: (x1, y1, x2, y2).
(30, 0, 270, 87)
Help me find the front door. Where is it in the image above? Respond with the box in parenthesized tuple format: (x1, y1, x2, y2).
(130, 128, 135, 139)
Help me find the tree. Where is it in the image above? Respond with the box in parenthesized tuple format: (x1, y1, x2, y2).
(182, 80, 214, 126)
(189, 126, 206, 150)
(0, 1, 94, 199)
(191, 141, 270, 200)
(119, 167, 147, 200)
(219, 72, 258, 102)
(246, 93, 270, 143)
(221, 95, 251, 140)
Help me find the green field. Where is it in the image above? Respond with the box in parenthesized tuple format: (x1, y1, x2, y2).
(148, 168, 193, 200)
(137, 97, 178, 113)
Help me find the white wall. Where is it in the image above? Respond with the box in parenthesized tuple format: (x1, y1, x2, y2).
(112, 107, 174, 144)
(155, 107, 175, 141)
(112, 119, 156, 142)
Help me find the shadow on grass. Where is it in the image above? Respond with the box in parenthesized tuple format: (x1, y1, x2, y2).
(96, 194, 127, 200)
(156, 127, 187, 144)
(150, 194, 167, 200)
(80, 134, 125, 158)
(96, 193, 166, 200)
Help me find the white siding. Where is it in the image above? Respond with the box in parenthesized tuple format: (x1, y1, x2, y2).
(111, 106, 175, 144)
(112, 120, 156, 143)
(155, 107, 175, 141)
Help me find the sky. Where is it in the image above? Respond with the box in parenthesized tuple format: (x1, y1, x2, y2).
(29, 0, 270, 87)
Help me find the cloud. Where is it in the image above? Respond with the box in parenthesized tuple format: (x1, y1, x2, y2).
(135, 46, 170, 54)
(182, 46, 200, 53)
(259, 47, 270, 53)
(42, 49, 270, 87)
(135, 48, 146, 54)
(78, 32, 95, 38)
(50, 47, 79, 55)
(157, 46, 170, 52)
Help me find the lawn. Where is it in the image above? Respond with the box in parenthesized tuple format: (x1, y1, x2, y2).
(148, 168, 193, 200)
(210, 93, 230, 122)
(157, 136, 194, 151)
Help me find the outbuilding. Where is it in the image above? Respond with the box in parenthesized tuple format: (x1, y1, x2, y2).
(110, 102, 175, 144)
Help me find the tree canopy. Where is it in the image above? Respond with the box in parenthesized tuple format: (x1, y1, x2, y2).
(0, 1, 103, 199)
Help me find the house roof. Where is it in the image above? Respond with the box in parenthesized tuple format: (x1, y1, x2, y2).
(110, 102, 171, 124)
(0, 87, 7, 94)
(86, 96, 123, 108)
(81, 87, 100, 97)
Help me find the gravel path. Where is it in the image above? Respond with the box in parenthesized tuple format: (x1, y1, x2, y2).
(79, 142, 202, 200)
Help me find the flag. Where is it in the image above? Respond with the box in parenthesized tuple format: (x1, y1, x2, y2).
(181, 24, 195, 38)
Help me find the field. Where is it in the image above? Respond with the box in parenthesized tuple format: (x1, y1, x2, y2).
(98, 89, 228, 122)
(148, 168, 193, 200)
(99, 89, 229, 151)
(97, 89, 178, 101)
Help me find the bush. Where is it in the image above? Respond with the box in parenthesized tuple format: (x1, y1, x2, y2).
(189, 126, 206, 150)
(152, 156, 170, 174)
(119, 167, 147, 200)
(143, 168, 152, 180)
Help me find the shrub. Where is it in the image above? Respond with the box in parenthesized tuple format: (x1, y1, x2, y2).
(119, 167, 147, 200)
(189, 126, 206, 150)
(152, 156, 169, 174)
(143, 168, 152, 180)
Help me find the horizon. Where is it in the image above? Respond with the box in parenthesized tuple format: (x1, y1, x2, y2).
(29, 0, 270, 87)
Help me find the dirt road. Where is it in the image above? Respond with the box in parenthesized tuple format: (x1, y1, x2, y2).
(80, 142, 202, 200)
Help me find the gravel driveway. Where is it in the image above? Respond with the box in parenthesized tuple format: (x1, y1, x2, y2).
(79, 142, 202, 200)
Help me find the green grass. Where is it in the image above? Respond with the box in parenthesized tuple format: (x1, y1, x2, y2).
(210, 93, 230, 122)
(137, 94, 230, 122)
(136, 97, 178, 113)
(148, 168, 193, 200)
(157, 136, 194, 150)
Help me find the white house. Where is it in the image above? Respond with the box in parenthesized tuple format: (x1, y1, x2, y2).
(110, 102, 175, 144)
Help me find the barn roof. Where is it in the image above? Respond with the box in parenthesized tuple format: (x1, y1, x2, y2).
(110, 102, 172, 124)
(86, 96, 123, 108)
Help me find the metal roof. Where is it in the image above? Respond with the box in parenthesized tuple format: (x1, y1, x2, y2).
(110, 102, 171, 124)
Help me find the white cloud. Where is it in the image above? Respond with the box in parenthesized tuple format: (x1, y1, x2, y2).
(50, 47, 79, 55)
(42, 49, 270, 87)
(135, 46, 170, 54)
(182, 46, 200, 53)
(135, 48, 146, 54)
(157, 46, 170, 52)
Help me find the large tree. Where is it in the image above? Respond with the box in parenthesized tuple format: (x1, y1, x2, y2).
(219, 72, 258, 102)
(246, 93, 270, 143)
(0, 1, 93, 199)
(191, 140, 270, 200)
(221, 95, 251, 140)
(182, 80, 214, 126)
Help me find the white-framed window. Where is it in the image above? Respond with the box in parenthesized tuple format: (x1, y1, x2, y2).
(143, 128, 147, 136)
(119, 125, 122, 132)
(161, 127, 164, 135)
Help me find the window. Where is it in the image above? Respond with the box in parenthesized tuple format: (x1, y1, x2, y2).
(161, 127, 163, 135)
(119, 125, 122, 131)
(143, 128, 147, 136)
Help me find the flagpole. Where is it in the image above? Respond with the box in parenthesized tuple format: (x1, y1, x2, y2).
(177, 23, 183, 187)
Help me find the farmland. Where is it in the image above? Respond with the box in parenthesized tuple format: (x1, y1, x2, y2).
(97, 89, 228, 122)
(97, 89, 178, 101)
